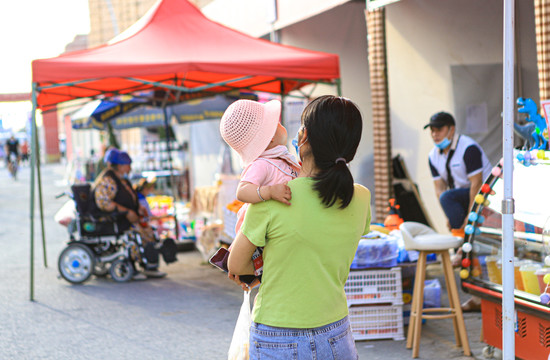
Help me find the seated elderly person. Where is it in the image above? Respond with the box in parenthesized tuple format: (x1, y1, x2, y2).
(92, 149, 166, 280)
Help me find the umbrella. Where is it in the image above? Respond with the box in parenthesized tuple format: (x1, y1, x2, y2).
(71, 98, 146, 130)
(71, 94, 255, 130)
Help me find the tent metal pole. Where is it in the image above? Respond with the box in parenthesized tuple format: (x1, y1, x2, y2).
(502, 0, 515, 358)
(126, 76, 254, 93)
(29, 84, 38, 301)
(37, 78, 102, 90)
(336, 79, 342, 96)
(35, 115, 47, 268)
(162, 106, 178, 199)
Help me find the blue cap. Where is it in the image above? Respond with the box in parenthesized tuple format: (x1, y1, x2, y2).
(106, 149, 132, 165)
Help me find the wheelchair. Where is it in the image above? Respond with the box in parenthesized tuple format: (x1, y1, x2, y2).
(57, 183, 177, 284)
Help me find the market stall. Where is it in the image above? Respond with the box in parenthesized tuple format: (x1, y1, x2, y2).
(459, 149, 550, 359)
(28, 0, 340, 300)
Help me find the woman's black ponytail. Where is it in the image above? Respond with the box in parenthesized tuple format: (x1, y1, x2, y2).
(302, 95, 363, 209)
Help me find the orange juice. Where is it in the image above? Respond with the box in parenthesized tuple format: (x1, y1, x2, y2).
(513, 260, 532, 291)
(514, 262, 524, 290)
(486, 256, 501, 284)
(519, 263, 542, 295)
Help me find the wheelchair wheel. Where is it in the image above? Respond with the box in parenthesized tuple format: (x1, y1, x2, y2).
(109, 259, 134, 282)
(58, 244, 95, 284)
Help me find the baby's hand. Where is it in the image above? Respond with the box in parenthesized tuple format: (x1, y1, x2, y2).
(269, 183, 292, 205)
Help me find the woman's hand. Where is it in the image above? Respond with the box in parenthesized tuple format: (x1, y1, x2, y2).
(126, 209, 139, 223)
(138, 204, 148, 217)
(228, 272, 260, 291)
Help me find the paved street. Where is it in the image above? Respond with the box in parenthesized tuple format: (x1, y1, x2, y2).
(0, 163, 488, 359)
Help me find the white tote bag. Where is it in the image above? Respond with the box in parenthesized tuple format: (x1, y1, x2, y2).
(228, 290, 251, 360)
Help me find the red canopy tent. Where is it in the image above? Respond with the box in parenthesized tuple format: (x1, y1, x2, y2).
(28, 0, 340, 299)
(32, 0, 340, 111)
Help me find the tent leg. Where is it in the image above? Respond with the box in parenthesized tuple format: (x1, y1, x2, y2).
(29, 85, 38, 301)
(336, 78, 342, 96)
(163, 106, 176, 198)
(34, 123, 47, 268)
(162, 106, 179, 239)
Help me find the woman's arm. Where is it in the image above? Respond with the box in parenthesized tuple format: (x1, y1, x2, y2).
(227, 230, 256, 275)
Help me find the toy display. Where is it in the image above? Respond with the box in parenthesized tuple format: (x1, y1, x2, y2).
(458, 149, 550, 359)
(515, 97, 548, 151)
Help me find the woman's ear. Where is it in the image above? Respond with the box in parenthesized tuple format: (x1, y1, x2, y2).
(300, 128, 308, 146)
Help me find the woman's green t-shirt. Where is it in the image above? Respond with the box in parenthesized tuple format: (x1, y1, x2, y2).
(241, 177, 371, 328)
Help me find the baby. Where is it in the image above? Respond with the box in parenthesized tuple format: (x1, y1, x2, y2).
(219, 99, 300, 279)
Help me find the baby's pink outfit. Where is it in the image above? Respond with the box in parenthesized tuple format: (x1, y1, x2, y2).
(235, 145, 300, 234)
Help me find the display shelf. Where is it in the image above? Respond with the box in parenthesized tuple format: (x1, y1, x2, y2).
(141, 140, 182, 172)
(460, 150, 550, 359)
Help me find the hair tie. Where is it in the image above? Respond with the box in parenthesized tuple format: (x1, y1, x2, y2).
(335, 157, 346, 165)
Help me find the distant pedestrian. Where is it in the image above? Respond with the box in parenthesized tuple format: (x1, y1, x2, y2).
(0, 141, 5, 167)
(5, 135, 20, 176)
(20, 140, 29, 166)
(59, 139, 66, 159)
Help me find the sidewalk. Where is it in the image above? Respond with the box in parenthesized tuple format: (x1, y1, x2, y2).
(0, 163, 489, 359)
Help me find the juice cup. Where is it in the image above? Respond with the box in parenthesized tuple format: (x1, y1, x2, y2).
(519, 263, 542, 295)
(472, 256, 483, 278)
(513, 259, 532, 291)
(486, 255, 501, 284)
(536, 268, 550, 294)
(514, 262, 523, 290)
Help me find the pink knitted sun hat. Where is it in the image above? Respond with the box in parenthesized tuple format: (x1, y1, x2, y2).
(220, 99, 281, 166)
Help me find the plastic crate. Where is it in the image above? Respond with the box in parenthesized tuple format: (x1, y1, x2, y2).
(349, 304, 405, 341)
(223, 209, 237, 239)
(344, 267, 403, 306)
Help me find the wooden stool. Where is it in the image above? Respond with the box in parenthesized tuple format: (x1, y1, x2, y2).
(400, 222, 471, 358)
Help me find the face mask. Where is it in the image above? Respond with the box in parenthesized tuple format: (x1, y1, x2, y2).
(291, 128, 306, 162)
(435, 137, 451, 150)
(123, 172, 130, 180)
